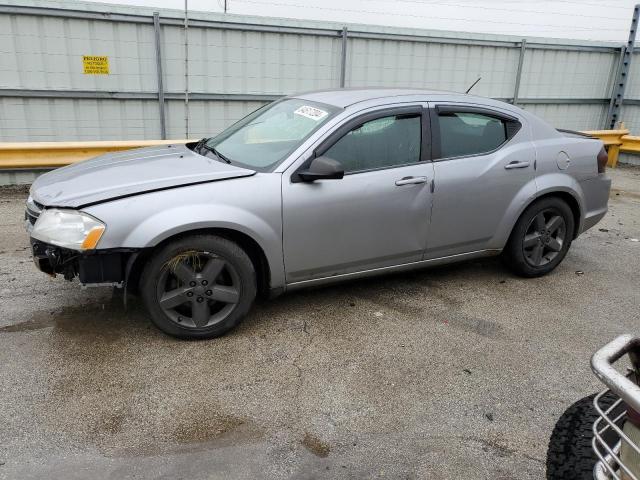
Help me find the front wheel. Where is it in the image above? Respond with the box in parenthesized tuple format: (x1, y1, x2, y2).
(140, 234, 256, 339)
(503, 197, 575, 277)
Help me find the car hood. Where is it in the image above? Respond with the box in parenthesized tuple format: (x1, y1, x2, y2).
(30, 144, 256, 208)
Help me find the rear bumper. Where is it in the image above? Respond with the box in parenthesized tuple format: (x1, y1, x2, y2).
(30, 238, 134, 285)
(583, 209, 608, 234)
(580, 175, 612, 235)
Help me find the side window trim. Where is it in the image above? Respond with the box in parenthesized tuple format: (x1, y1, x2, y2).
(429, 104, 522, 161)
(435, 105, 519, 122)
(291, 105, 430, 180)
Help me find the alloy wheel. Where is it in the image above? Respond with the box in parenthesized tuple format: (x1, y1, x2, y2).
(156, 251, 241, 328)
(522, 208, 567, 267)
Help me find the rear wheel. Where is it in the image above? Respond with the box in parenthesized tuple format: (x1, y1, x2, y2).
(503, 197, 575, 277)
(140, 234, 256, 339)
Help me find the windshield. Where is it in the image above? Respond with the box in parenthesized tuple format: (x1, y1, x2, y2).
(203, 99, 340, 171)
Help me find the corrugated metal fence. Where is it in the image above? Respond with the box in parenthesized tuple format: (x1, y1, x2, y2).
(1, 0, 639, 141)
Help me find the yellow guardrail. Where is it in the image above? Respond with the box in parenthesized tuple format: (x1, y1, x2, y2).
(0, 131, 637, 170)
(0, 139, 193, 169)
(619, 135, 640, 154)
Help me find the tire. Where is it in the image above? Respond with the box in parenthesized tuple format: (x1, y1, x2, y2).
(546, 392, 617, 480)
(503, 197, 575, 277)
(140, 234, 256, 339)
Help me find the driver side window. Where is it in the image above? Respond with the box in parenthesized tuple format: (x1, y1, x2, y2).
(324, 114, 422, 173)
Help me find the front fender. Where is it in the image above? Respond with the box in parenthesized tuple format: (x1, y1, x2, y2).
(126, 205, 285, 288)
(122, 204, 276, 248)
(84, 175, 286, 288)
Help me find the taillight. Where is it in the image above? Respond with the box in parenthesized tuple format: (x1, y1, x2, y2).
(597, 146, 608, 173)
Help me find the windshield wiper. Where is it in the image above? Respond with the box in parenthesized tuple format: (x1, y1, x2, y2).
(202, 144, 232, 164)
(194, 137, 209, 153)
(194, 138, 232, 164)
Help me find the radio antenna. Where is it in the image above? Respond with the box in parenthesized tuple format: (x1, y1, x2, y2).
(465, 77, 482, 94)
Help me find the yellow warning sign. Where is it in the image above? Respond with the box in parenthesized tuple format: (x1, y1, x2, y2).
(83, 56, 109, 75)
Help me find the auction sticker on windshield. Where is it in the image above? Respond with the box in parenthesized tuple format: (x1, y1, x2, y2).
(294, 105, 328, 121)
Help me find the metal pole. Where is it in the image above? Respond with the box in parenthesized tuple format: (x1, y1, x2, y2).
(607, 4, 640, 129)
(340, 26, 348, 88)
(184, 0, 190, 138)
(605, 46, 626, 129)
(512, 39, 526, 106)
(153, 12, 166, 140)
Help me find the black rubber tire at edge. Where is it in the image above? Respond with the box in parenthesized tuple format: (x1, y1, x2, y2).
(546, 392, 617, 480)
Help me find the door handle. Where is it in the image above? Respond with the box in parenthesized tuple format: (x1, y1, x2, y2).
(395, 176, 428, 186)
(504, 161, 530, 170)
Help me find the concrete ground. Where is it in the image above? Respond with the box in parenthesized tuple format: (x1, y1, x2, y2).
(0, 167, 639, 480)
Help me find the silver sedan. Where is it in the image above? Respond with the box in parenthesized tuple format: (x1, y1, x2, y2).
(26, 89, 611, 339)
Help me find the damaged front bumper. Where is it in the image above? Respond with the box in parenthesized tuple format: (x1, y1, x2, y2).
(30, 238, 136, 287)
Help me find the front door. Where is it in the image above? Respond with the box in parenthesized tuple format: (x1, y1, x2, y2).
(282, 105, 434, 284)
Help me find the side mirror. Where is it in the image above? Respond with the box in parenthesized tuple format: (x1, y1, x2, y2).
(297, 156, 344, 182)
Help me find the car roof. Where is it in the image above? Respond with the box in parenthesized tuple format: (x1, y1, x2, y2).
(291, 87, 482, 108)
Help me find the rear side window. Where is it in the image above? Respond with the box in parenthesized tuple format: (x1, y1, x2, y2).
(324, 114, 421, 173)
(437, 111, 519, 159)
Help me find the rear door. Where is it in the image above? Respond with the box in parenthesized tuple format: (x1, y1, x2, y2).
(426, 103, 536, 258)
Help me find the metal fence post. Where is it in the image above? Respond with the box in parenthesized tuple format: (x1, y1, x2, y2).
(340, 26, 348, 88)
(512, 39, 526, 106)
(605, 46, 626, 129)
(153, 12, 167, 139)
(606, 4, 640, 129)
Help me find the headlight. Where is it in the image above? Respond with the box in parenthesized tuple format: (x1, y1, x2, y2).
(32, 209, 105, 250)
